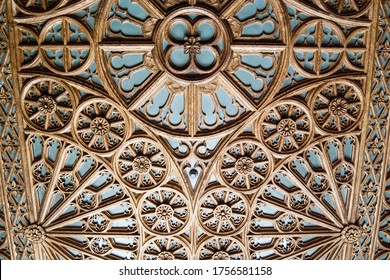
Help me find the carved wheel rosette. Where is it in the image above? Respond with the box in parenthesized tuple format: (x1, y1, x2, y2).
(197, 187, 249, 235)
(310, 80, 363, 133)
(114, 138, 170, 192)
(72, 98, 131, 155)
(138, 186, 190, 235)
(141, 236, 190, 260)
(257, 100, 313, 155)
(22, 78, 75, 132)
(196, 236, 247, 260)
(217, 139, 272, 193)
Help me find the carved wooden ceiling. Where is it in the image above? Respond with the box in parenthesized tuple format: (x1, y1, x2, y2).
(0, 0, 389, 260)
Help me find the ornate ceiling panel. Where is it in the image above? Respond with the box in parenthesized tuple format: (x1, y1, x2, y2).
(0, 0, 389, 260)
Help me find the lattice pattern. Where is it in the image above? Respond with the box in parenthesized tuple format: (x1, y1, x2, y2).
(371, 1, 390, 261)
(0, 0, 10, 260)
(0, 0, 34, 260)
(0, 0, 389, 260)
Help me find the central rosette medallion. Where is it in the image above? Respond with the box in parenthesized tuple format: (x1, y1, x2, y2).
(154, 7, 231, 81)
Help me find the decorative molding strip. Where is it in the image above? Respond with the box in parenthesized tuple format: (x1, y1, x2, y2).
(0, 0, 34, 259)
(354, 0, 390, 260)
(372, 1, 390, 259)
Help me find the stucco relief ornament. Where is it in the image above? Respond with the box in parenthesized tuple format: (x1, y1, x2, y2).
(362, 182, 378, 196)
(90, 237, 112, 255)
(141, 237, 190, 260)
(212, 251, 230, 260)
(380, 41, 390, 58)
(90, 117, 110, 136)
(3, 0, 382, 261)
(14, 0, 64, 14)
(213, 205, 233, 221)
(156, 204, 175, 221)
(320, 0, 371, 15)
(133, 156, 152, 174)
(275, 237, 296, 254)
(341, 225, 363, 244)
(0, 91, 9, 105)
(157, 252, 175, 260)
(88, 213, 110, 232)
(37, 96, 57, 115)
(197, 188, 248, 235)
(73, 98, 130, 155)
(196, 237, 247, 260)
(235, 157, 254, 175)
(184, 36, 201, 54)
(329, 97, 348, 116)
(24, 224, 46, 243)
(277, 118, 297, 137)
(115, 138, 169, 191)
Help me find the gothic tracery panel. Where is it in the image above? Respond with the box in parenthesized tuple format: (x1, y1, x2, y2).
(0, 0, 389, 260)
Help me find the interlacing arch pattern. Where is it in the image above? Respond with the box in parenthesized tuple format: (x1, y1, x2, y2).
(0, 0, 389, 260)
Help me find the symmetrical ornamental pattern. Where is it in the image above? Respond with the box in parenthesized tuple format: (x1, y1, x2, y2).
(365, 1, 390, 260)
(22, 78, 75, 132)
(0, 0, 389, 260)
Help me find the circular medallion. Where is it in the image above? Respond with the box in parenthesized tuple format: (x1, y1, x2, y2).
(133, 156, 152, 174)
(39, 17, 93, 75)
(21, 78, 75, 132)
(310, 80, 363, 133)
(96, 1, 289, 139)
(197, 188, 248, 235)
(155, 204, 175, 221)
(257, 100, 313, 155)
(235, 157, 254, 175)
(72, 98, 131, 156)
(114, 138, 170, 192)
(218, 139, 272, 193)
(154, 7, 230, 82)
(90, 117, 110, 136)
(89, 237, 112, 255)
(138, 186, 190, 235)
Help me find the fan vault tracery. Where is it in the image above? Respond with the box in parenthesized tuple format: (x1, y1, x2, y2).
(0, 0, 390, 260)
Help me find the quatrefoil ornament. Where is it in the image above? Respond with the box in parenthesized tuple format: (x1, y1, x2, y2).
(155, 7, 231, 81)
